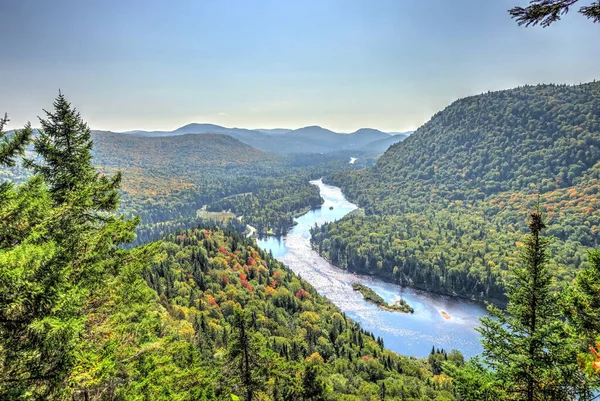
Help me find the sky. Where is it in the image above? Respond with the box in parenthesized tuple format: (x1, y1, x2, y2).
(2, 0, 599, 133)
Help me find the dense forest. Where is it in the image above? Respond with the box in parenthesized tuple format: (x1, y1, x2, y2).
(312, 82, 600, 302)
(2, 85, 600, 400)
(0, 128, 366, 246)
(92, 130, 366, 243)
(0, 95, 458, 400)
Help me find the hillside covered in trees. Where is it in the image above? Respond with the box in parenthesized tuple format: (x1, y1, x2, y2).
(90, 131, 329, 241)
(119, 123, 400, 155)
(1, 128, 366, 245)
(0, 96, 457, 399)
(313, 82, 600, 302)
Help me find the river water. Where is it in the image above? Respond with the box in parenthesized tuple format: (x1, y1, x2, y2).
(257, 179, 489, 358)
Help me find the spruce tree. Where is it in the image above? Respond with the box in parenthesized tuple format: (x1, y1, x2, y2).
(475, 207, 583, 399)
(0, 94, 142, 399)
(26, 92, 121, 210)
(301, 364, 326, 401)
(227, 308, 263, 401)
(0, 114, 32, 167)
(565, 250, 600, 345)
(563, 250, 600, 394)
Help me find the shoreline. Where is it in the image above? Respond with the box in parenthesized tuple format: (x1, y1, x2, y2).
(311, 242, 505, 309)
(352, 282, 414, 314)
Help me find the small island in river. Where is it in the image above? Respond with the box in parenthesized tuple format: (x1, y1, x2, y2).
(352, 283, 414, 314)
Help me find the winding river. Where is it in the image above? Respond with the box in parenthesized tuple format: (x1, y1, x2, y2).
(257, 179, 489, 359)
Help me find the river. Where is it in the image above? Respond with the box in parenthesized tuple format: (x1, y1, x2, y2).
(257, 178, 489, 358)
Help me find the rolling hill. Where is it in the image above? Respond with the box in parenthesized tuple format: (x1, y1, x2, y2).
(91, 131, 279, 169)
(313, 82, 600, 302)
(357, 132, 409, 154)
(83, 131, 359, 243)
(117, 124, 400, 154)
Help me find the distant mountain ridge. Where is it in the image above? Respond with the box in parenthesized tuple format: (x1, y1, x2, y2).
(113, 123, 407, 154)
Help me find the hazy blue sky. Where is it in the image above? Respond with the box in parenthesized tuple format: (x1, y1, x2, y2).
(2, 0, 599, 132)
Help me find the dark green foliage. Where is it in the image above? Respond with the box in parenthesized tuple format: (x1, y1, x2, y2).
(227, 309, 264, 401)
(0, 114, 32, 167)
(351, 283, 413, 313)
(563, 250, 600, 387)
(444, 358, 506, 401)
(452, 210, 591, 399)
(301, 364, 326, 401)
(207, 175, 323, 236)
(26, 93, 121, 209)
(564, 250, 600, 345)
(313, 82, 600, 303)
(509, 0, 600, 27)
(0, 94, 145, 400)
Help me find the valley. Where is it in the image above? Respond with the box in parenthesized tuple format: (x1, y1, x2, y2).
(313, 82, 600, 304)
(2, 81, 599, 400)
(257, 180, 488, 358)
(4, 1, 600, 398)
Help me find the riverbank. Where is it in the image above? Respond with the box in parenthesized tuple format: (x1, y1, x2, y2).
(312, 242, 505, 308)
(257, 178, 488, 358)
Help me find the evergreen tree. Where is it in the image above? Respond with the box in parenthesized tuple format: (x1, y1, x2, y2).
(26, 92, 121, 210)
(0, 114, 32, 167)
(227, 308, 263, 401)
(510, 0, 600, 27)
(473, 208, 584, 399)
(0, 94, 142, 399)
(565, 250, 600, 345)
(563, 250, 600, 391)
(379, 381, 387, 400)
(301, 364, 326, 401)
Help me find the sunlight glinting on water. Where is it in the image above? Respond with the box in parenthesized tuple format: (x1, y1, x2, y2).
(258, 179, 488, 358)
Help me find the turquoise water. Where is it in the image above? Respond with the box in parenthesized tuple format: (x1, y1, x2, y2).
(257, 179, 489, 358)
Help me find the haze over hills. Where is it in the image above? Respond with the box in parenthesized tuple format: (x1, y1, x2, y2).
(113, 123, 406, 154)
(4, 0, 600, 397)
(356, 132, 410, 154)
(91, 132, 279, 169)
(388, 131, 414, 136)
(255, 128, 292, 135)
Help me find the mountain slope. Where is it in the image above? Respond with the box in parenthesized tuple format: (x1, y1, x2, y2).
(92, 131, 278, 169)
(357, 133, 408, 154)
(120, 124, 398, 154)
(63, 227, 456, 399)
(313, 82, 600, 302)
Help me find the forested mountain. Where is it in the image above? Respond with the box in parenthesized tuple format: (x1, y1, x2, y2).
(357, 133, 408, 154)
(313, 82, 600, 302)
(136, 228, 458, 399)
(0, 98, 459, 400)
(92, 132, 281, 169)
(88, 132, 365, 243)
(117, 123, 399, 154)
